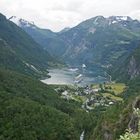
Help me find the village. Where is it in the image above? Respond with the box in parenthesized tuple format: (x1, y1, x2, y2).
(54, 82, 126, 112)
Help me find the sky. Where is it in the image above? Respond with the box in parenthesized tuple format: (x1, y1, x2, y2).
(0, 0, 140, 31)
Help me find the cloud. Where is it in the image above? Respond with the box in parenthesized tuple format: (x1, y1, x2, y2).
(0, 0, 140, 31)
(130, 10, 140, 20)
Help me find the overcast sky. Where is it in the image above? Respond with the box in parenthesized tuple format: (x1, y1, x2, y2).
(0, 0, 140, 31)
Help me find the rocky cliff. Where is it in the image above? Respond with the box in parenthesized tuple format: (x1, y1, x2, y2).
(128, 56, 140, 79)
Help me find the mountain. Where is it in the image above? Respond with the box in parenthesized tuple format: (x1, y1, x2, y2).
(59, 27, 71, 33)
(10, 16, 140, 69)
(59, 16, 140, 67)
(9, 16, 68, 58)
(0, 13, 56, 78)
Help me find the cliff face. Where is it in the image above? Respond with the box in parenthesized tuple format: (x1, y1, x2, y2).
(110, 45, 140, 82)
(102, 122, 113, 140)
(90, 97, 140, 140)
(125, 45, 140, 80)
(128, 56, 140, 79)
(128, 98, 140, 133)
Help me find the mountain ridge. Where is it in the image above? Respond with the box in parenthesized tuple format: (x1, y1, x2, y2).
(9, 15, 140, 32)
(9, 15, 140, 69)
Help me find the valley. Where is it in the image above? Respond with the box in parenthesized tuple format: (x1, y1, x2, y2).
(50, 82, 126, 112)
(41, 67, 126, 140)
(41, 66, 125, 112)
(0, 12, 140, 140)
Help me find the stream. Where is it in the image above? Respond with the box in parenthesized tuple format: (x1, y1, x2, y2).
(80, 131, 85, 140)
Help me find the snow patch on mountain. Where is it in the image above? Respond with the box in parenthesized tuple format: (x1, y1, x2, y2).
(107, 16, 133, 25)
(9, 16, 36, 29)
(9, 16, 20, 26)
(88, 27, 96, 34)
(112, 21, 117, 24)
(116, 16, 128, 21)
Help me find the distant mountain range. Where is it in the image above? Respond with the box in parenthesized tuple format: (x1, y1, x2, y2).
(9, 16, 140, 69)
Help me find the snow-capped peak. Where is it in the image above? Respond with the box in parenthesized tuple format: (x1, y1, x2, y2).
(9, 16, 20, 26)
(108, 16, 132, 22)
(9, 16, 36, 28)
(94, 16, 105, 23)
(107, 16, 133, 25)
(116, 16, 128, 21)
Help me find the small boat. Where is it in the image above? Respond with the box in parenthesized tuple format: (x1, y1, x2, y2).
(74, 78, 83, 84)
(69, 68, 79, 72)
(82, 64, 86, 68)
(75, 74, 82, 79)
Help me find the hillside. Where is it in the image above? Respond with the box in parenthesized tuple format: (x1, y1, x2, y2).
(0, 68, 92, 140)
(9, 16, 68, 57)
(59, 16, 140, 67)
(88, 76, 140, 140)
(0, 69, 139, 140)
(110, 45, 140, 82)
(89, 39, 140, 140)
(0, 13, 57, 78)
